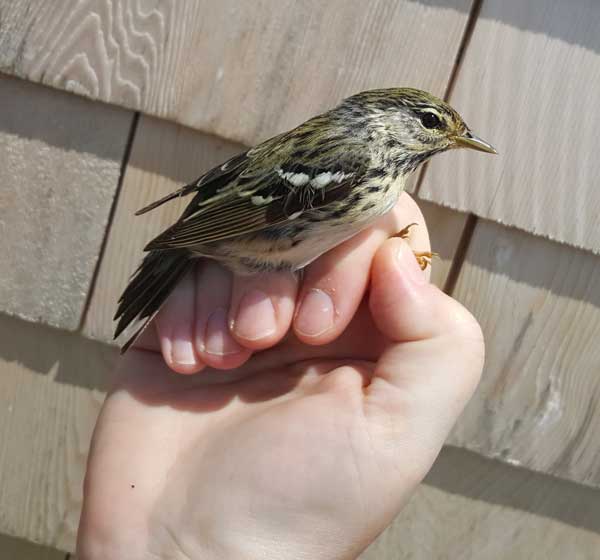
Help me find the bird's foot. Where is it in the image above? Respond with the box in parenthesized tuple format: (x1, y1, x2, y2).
(394, 223, 437, 270)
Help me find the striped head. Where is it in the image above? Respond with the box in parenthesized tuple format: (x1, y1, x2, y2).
(338, 87, 496, 173)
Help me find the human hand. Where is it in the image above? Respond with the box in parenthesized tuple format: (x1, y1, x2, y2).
(77, 196, 484, 560)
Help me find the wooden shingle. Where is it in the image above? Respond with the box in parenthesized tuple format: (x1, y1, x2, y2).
(363, 448, 600, 559)
(449, 219, 600, 487)
(0, 75, 133, 330)
(0, 313, 116, 552)
(421, 0, 600, 253)
(0, 533, 66, 560)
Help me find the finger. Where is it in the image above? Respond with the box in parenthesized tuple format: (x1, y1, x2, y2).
(293, 192, 430, 345)
(367, 237, 484, 457)
(155, 269, 205, 375)
(228, 270, 298, 350)
(194, 261, 252, 369)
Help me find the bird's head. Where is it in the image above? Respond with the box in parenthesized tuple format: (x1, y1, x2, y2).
(339, 87, 496, 173)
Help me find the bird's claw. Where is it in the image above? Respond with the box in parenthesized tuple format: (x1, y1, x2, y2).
(413, 251, 438, 271)
(394, 223, 437, 270)
(395, 222, 419, 240)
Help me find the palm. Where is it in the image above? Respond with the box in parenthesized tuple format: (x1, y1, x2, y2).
(85, 299, 418, 558)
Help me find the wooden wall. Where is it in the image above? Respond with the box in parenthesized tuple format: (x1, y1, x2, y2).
(1, 0, 599, 557)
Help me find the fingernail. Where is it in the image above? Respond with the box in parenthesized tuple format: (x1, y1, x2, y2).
(295, 289, 334, 337)
(171, 338, 197, 365)
(232, 289, 277, 340)
(397, 242, 427, 285)
(203, 308, 244, 356)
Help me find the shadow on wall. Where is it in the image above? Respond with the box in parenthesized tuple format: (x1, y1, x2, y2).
(0, 75, 130, 163)
(0, 312, 116, 392)
(0, 533, 65, 560)
(427, 446, 600, 535)
(410, 0, 600, 54)
(466, 219, 600, 307)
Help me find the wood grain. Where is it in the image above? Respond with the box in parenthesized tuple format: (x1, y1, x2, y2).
(0, 0, 472, 146)
(420, 0, 600, 254)
(448, 219, 600, 487)
(362, 447, 600, 559)
(0, 74, 133, 330)
(83, 115, 244, 343)
(0, 313, 116, 553)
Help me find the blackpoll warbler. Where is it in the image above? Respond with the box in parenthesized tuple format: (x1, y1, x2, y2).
(115, 87, 495, 351)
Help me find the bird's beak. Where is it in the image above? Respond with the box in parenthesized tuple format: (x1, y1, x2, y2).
(454, 130, 497, 154)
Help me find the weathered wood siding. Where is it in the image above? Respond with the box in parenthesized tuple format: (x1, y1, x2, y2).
(363, 448, 600, 559)
(0, 75, 133, 330)
(449, 220, 600, 487)
(0, 533, 67, 560)
(0, 0, 472, 144)
(0, 314, 116, 552)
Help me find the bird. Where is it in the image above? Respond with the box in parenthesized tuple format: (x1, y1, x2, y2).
(114, 87, 496, 352)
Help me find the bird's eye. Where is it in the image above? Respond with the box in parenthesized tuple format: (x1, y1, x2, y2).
(420, 111, 443, 130)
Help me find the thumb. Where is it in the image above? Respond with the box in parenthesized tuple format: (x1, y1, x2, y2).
(370, 238, 480, 342)
(367, 237, 484, 458)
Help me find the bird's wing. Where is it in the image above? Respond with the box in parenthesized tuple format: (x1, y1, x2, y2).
(134, 150, 251, 216)
(144, 130, 370, 251)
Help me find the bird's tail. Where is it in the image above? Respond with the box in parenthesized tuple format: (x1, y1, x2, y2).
(114, 249, 192, 353)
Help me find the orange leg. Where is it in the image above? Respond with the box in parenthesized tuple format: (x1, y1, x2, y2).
(394, 223, 437, 271)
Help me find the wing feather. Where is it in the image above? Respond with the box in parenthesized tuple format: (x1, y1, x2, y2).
(135, 151, 250, 216)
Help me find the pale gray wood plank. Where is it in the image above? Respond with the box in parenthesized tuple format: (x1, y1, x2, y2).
(448, 219, 600, 487)
(0, 0, 472, 146)
(0, 533, 66, 560)
(420, 0, 600, 254)
(83, 115, 244, 343)
(0, 74, 133, 330)
(362, 447, 600, 559)
(365, 489, 599, 559)
(0, 313, 116, 553)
